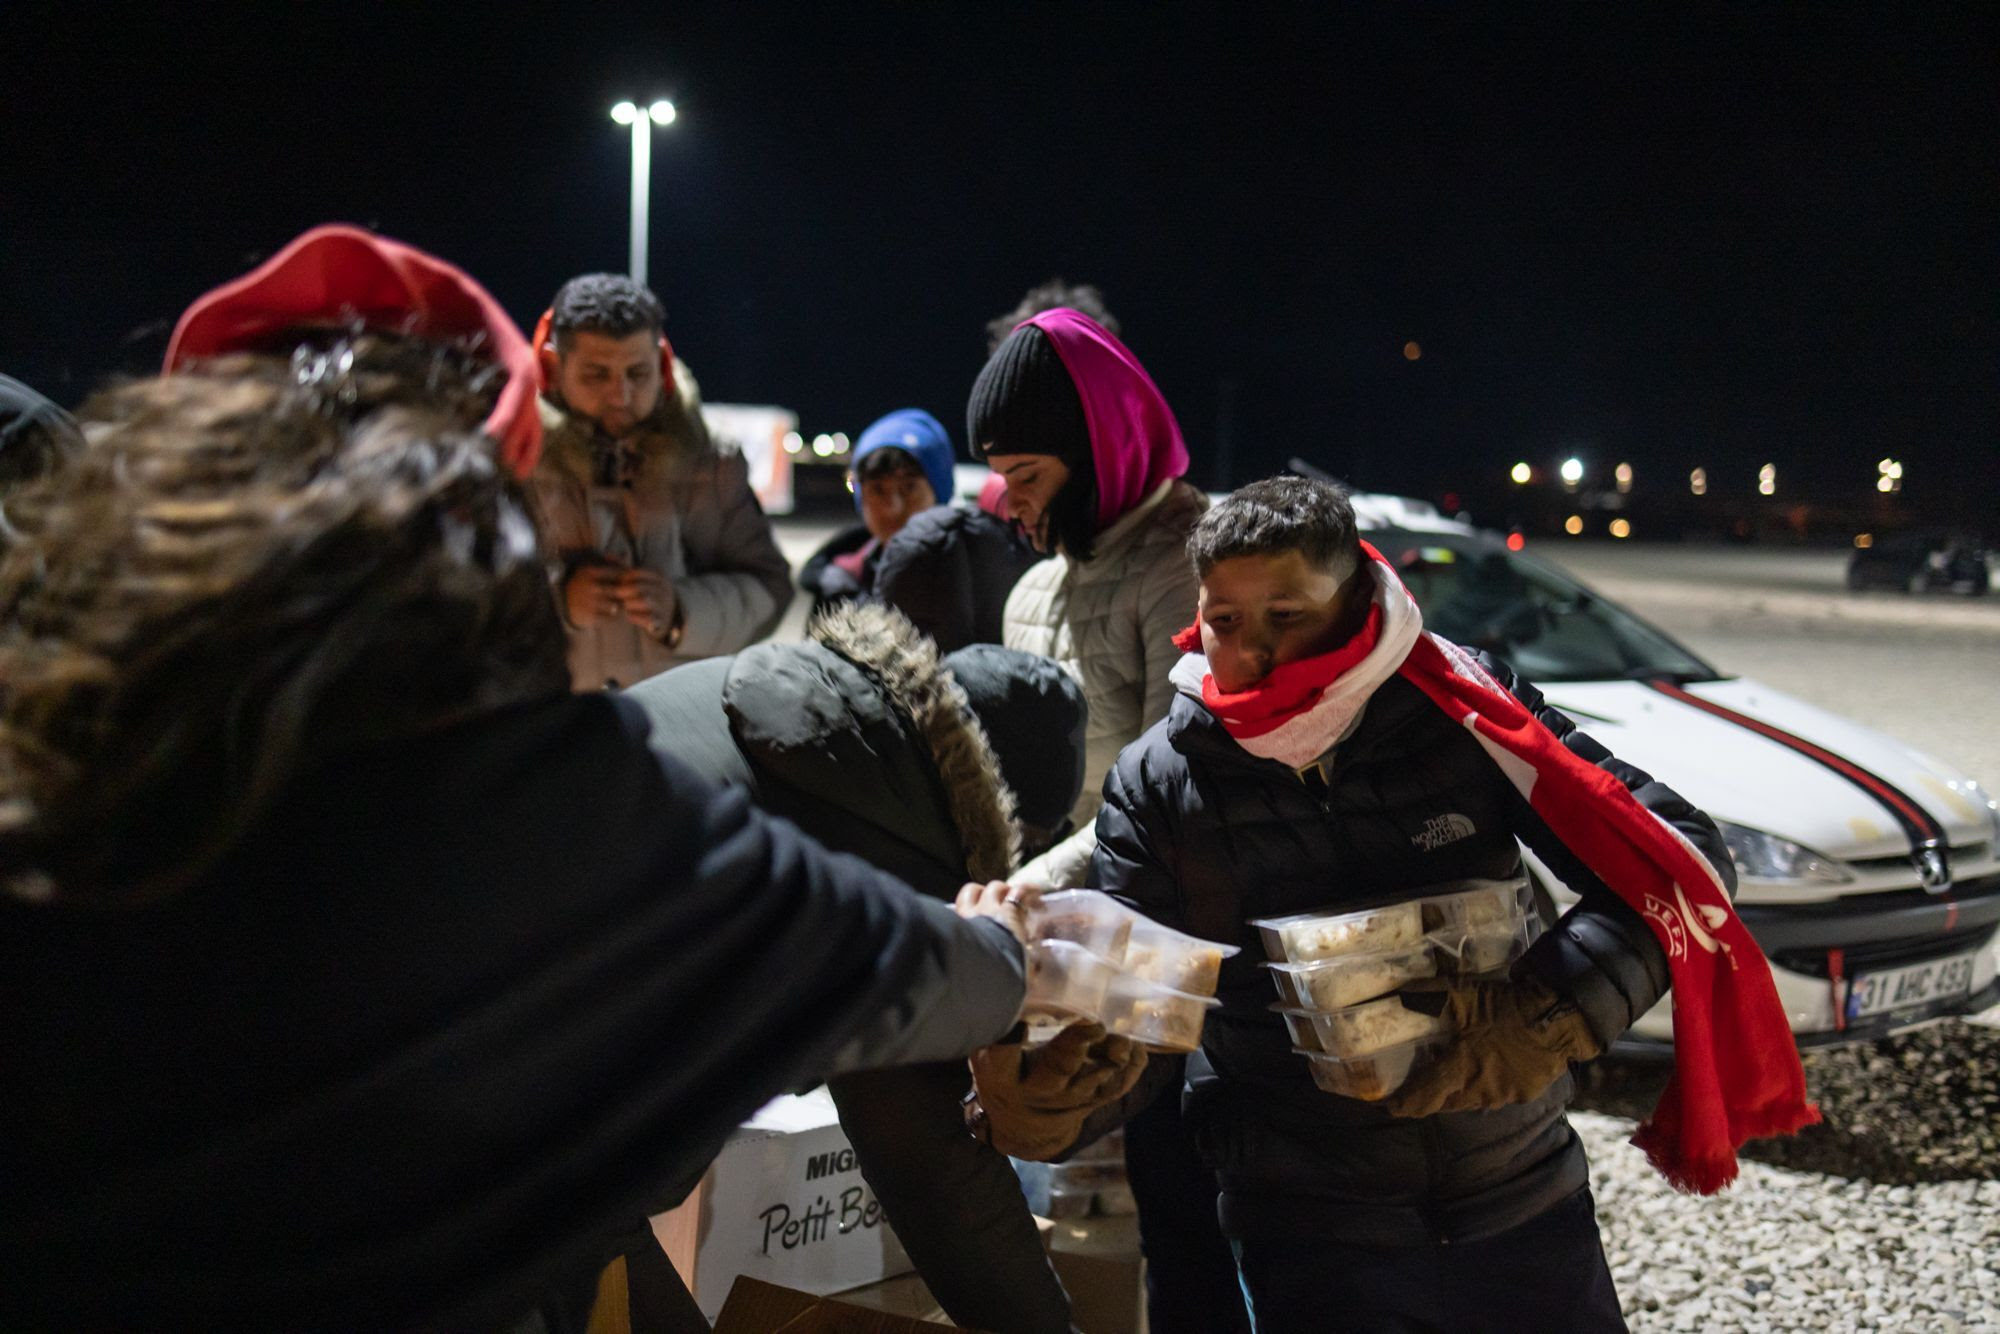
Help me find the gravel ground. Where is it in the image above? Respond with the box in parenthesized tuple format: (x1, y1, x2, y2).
(1578, 1111, 2000, 1333)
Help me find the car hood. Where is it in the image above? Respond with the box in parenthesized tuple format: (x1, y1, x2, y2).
(1535, 677, 1996, 863)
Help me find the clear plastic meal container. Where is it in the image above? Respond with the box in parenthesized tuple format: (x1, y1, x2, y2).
(1122, 918, 1239, 997)
(1099, 972, 1220, 1052)
(1252, 900, 1426, 964)
(1276, 995, 1453, 1058)
(1298, 1034, 1452, 1101)
(1418, 879, 1539, 974)
(1029, 890, 1139, 966)
(1263, 946, 1437, 1012)
(1023, 939, 1118, 1019)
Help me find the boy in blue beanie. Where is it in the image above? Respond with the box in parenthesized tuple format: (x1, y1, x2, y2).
(800, 408, 955, 616)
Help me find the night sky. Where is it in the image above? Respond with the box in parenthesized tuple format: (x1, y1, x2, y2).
(5, 4, 1995, 521)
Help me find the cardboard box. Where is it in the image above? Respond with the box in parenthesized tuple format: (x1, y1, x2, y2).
(1046, 1213, 1145, 1334)
(842, 1213, 1148, 1334)
(712, 1276, 968, 1333)
(650, 1089, 914, 1320)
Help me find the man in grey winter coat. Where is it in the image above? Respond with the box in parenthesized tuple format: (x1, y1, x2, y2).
(528, 273, 792, 690)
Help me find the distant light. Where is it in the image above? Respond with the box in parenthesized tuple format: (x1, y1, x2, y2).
(1614, 462, 1634, 494)
(1855, 533, 1874, 549)
(1509, 461, 1532, 485)
(831, 432, 850, 452)
(1689, 467, 1708, 496)
(1441, 491, 1462, 513)
(1506, 532, 1527, 552)
(611, 101, 640, 124)
(1564, 515, 1584, 536)
(1876, 475, 1895, 493)
(1609, 518, 1632, 539)
(649, 99, 677, 126)
(811, 434, 834, 457)
(1403, 341, 1422, 361)
(1758, 462, 1777, 497)
(1559, 457, 1584, 486)
(782, 430, 803, 454)
(1886, 462, 1903, 480)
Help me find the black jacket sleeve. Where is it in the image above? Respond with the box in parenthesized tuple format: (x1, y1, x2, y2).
(1056, 748, 1189, 1149)
(1478, 653, 1733, 1049)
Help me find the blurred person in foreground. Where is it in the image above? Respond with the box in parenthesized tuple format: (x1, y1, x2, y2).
(1087, 477, 1814, 1331)
(628, 605, 1136, 1333)
(797, 408, 957, 617)
(0, 226, 1033, 1333)
(528, 273, 791, 690)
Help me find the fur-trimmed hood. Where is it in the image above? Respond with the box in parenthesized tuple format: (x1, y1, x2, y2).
(623, 603, 1029, 891)
(802, 603, 1022, 881)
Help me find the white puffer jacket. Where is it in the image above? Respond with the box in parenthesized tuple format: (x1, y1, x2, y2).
(1007, 478, 1208, 887)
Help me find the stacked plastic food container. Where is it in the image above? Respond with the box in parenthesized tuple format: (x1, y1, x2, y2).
(1021, 890, 1238, 1052)
(1253, 878, 1542, 1100)
(1011, 1128, 1136, 1219)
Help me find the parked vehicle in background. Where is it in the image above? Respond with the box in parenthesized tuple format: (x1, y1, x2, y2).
(1847, 531, 1991, 596)
(1344, 494, 2000, 1054)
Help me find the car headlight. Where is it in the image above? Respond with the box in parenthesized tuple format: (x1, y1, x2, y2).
(1715, 821, 1853, 884)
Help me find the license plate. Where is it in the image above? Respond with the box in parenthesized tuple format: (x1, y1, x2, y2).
(1844, 951, 1980, 1021)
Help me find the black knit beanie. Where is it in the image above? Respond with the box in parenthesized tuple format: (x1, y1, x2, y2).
(966, 324, 1100, 558)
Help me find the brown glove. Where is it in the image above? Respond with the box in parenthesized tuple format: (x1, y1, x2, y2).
(966, 1022, 1149, 1161)
(1383, 977, 1601, 1119)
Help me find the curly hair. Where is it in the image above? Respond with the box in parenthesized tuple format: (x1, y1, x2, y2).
(1188, 475, 1362, 581)
(984, 279, 1121, 355)
(549, 273, 666, 347)
(0, 331, 569, 907)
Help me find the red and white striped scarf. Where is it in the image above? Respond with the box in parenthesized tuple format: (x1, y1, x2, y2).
(1172, 542, 1817, 1192)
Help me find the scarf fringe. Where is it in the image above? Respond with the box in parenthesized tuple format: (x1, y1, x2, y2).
(1632, 1090, 1823, 1195)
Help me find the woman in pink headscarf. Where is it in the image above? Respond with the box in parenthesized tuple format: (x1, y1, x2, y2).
(967, 310, 1248, 1334)
(968, 308, 1209, 888)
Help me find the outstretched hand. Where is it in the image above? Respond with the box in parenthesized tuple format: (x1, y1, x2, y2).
(968, 1022, 1149, 1160)
(954, 880, 1042, 947)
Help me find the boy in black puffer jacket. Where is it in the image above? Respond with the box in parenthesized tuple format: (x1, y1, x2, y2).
(1092, 478, 1733, 1333)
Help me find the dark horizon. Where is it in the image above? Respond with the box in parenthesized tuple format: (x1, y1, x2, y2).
(5, 3, 1994, 525)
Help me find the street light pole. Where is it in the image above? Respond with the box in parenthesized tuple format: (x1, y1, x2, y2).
(609, 99, 677, 290)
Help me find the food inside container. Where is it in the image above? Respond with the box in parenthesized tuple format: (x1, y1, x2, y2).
(1264, 947, 1437, 1011)
(1298, 1034, 1452, 1101)
(1029, 889, 1138, 966)
(1419, 879, 1539, 973)
(1099, 972, 1219, 1052)
(1122, 918, 1238, 996)
(1277, 995, 1452, 1057)
(1253, 900, 1425, 963)
(1023, 939, 1117, 1019)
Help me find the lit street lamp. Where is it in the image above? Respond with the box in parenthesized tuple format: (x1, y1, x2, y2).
(610, 99, 677, 289)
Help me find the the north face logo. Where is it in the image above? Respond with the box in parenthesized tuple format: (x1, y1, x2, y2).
(1412, 813, 1476, 851)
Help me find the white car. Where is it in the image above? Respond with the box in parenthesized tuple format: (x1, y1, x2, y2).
(1356, 498, 2000, 1051)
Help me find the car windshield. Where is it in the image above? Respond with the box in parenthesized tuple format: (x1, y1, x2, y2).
(1367, 531, 1723, 683)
